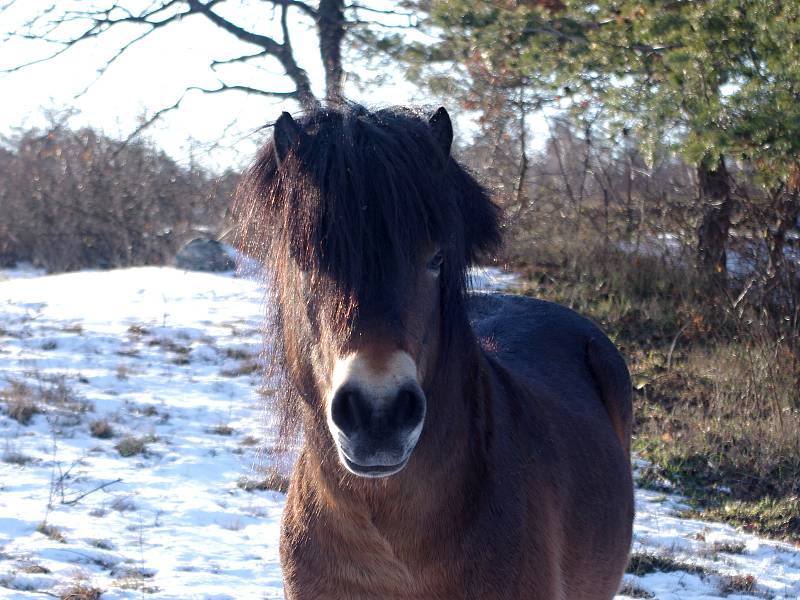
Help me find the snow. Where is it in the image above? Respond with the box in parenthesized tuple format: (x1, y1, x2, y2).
(617, 232, 800, 281)
(1, 265, 799, 599)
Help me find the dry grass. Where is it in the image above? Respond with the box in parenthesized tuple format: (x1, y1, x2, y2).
(150, 338, 191, 355)
(1, 380, 41, 424)
(636, 343, 800, 501)
(115, 348, 140, 358)
(2, 450, 36, 465)
(708, 541, 747, 555)
(618, 581, 655, 598)
(18, 562, 51, 574)
(224, 347, 254, 360)
(115, 436, 147, 457)
(57, 577, 103, 600)
(109, 496, 137, 512)
(111, 567, 157, 594)
(36, 522, 66, 543)
(126, 324, 150, 336)
(221, 361, 260, 377)
(209, 423, 234, 436)
(1, 377, 94, 426)
(513, 239, 800, 541)
(89, 419, 114, 439)
(626, 551, 709, 577)
(237, 467, 291, 493)
(718, 574, 760, 596)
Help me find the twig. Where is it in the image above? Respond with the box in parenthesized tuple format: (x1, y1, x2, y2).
(666, 323, 689, 372)
(61, 478, 123, 506)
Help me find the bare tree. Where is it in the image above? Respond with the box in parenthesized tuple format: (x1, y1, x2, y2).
(1, 0, 416, 138)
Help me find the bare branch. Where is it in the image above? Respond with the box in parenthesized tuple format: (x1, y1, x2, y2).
(280, 0, 291, 47)
(0, 0, 20, 13)
(2, 1, 189, 74)
(187, 0, 284, 54)
(4, 0, 319, 111)
(62, 478, 123, 506)
(112, 90, 193, 158)
(73, 27, 161, 99)
(113, 82, 298, 157)
(194, 82, 299, 98)
(186, 0, 316, 106)
(260, 0, 318, 19)
(346, 3, 414, 18)
(210, 49, 270, 69)
(0, 40, 78, 74)
(347, 19, 416, 30)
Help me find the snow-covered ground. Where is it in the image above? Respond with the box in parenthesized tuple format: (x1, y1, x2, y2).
(1, 266, 799, 599)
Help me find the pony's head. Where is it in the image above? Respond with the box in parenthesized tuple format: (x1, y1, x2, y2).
(237, 104, 500, 478)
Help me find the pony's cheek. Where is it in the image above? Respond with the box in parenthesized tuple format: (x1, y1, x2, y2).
(406, 274, 442, 385)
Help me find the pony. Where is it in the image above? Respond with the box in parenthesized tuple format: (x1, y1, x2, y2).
(235, 103, 633, 599)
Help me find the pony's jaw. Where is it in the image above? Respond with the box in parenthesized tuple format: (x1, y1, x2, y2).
(326, 350, 426, 478)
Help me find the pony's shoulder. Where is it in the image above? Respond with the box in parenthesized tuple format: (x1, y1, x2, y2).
(467, 292, 593, 335)
(467, 291, 626, 391)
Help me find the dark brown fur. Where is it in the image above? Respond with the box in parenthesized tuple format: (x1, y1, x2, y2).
(236, 104, 633, 599)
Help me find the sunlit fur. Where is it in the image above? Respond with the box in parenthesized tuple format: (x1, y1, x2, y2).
(326, 350, 424, 476)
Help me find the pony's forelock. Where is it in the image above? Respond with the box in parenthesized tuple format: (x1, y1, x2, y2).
(234, 103, 501, 444)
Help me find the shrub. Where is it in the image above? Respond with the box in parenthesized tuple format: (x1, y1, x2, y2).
(89, 420, 114, 439)
(115, 436, 147, 457)
(0, 122, 237, 272)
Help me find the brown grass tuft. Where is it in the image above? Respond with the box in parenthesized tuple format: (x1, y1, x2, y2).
(89, 419, 114, 439)
(36, 522, 66, 543)
(58, 582, 103, 600)
(209, 423, 234, 436)
(237, 467, 290, 493)
(115, 436, 147, 457)
(1, 381, 40, 424)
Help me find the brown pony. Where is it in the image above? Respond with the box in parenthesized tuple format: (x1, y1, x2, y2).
(236, 104, 633, 600)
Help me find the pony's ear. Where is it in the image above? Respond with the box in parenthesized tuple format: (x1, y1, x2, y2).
(274, 112, 304, 167)
(428, 107, 453, 161)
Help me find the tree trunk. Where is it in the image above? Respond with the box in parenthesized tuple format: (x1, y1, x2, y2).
(318, 0, 345, 103)
(767, 190, 800, 279)
(696, 155, 733, 288)
(514, 102, 529, 209)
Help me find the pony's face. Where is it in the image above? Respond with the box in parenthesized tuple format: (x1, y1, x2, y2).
(242, 105, 500, 478)
(312, 243, 444, 478)
(274, 109, 454, 478)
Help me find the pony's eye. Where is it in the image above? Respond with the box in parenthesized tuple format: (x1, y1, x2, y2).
(426, 251, 443, 273)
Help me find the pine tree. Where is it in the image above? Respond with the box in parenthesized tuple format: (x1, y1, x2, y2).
(413, 0, 800, 285)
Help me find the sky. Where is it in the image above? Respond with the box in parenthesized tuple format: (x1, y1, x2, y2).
(0, 0, 434, 172)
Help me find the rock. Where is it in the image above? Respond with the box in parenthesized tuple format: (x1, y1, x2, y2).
(174, 238, 235, 272)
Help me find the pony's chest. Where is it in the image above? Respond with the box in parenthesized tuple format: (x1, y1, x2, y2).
(281, 500, 461, 600)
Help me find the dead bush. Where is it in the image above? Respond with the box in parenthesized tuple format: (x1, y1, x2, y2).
(89, 420, 114, 439)
(1, 381, 40, 425)
(0, 122, 237, 272)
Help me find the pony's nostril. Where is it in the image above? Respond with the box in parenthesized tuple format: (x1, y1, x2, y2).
(331, 388, 368, 437)
(391, 387, 425, 430)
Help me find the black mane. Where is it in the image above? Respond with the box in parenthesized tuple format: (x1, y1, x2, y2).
(235, 103, 502, 437)
(239, 103, 500, 315)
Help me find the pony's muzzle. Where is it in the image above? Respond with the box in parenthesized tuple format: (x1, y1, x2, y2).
(328, 375, 426, 478)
